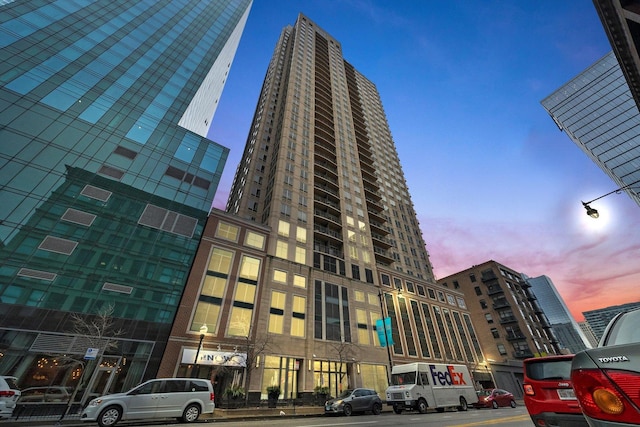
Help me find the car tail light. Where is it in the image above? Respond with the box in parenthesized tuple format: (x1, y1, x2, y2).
(0, 390, 16, 397)
(210, 391, 215, 401)
(572, 368, 640, 424)
(523, 384, 535, 396)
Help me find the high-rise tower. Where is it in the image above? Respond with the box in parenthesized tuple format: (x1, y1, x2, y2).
(0, 0, 251, 397)
(214, 14, 482, 397)
(541, 52, 640, 209)
(524, 275, 592, 353)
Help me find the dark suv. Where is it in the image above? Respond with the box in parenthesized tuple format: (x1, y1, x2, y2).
(523, 355, 588, 427)
(324, 388, 382, 416)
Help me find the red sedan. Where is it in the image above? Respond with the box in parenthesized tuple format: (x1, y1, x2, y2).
(473, 388, 517, 409)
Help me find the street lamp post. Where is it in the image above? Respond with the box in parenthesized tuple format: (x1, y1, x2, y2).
(191, 324, 208, 378)
(378, 289, 394, 382)
(581, 179, 640, 218)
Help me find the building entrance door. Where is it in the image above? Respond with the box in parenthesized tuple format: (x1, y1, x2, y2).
(81, 356, 121, 404)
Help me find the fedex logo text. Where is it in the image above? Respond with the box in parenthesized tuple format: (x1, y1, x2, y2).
(429, 365, 467, 386)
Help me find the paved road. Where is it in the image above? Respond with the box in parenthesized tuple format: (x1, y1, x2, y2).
(0, 406, 533, 427)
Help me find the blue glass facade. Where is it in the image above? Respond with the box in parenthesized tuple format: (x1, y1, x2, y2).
(0, 0, 251, 397)
(541, 51, 640, 207)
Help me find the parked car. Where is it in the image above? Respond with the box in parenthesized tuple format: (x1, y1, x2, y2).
(324, 388, 382, 416)
(472, 388, 516, 409)
(20, 386, 74, 403)
(523, 354, 588, 427)
(571, 308, 640, 427)
(81, 378, 215, 427)
(0, 376, 21, 419)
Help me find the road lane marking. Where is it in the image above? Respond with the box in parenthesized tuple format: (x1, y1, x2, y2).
(450, 414, 530, 426)
(302, 422, 378, 427)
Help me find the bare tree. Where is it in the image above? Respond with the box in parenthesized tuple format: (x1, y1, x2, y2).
(59, 304, 124, 420)
(236, 328, 271, 407)
(329, 340, 360, 392)
(68, 303, 125, 354)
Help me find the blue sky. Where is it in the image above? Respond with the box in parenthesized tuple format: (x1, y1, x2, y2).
(208, 0, 640, 321)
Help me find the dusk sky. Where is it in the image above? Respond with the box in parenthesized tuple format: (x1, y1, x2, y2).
(207, 0, 640, 322)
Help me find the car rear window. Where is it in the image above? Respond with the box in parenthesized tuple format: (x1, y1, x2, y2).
(4, 378, 19, 390)
(525, 359, 572, 381)
(189, 380, 209, 392)
(603, 309, 640, 346)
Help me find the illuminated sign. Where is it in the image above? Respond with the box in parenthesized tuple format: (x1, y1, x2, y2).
(182, 349, 247, 367)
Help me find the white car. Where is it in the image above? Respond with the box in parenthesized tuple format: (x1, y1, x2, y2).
(81, 378, 214, 427)
(0, 376, 21, 419)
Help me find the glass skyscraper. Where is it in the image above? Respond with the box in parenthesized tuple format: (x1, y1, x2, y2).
(541, 51, 640, 207)
(0, 0, 251, 398)
(524, 275, 591, 353)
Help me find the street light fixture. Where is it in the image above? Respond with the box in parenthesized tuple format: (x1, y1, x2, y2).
(190, 324, 208, 378)
(581, 179, 640, 218)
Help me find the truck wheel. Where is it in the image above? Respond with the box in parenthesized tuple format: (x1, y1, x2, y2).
(393, 403, 403, 414)
(458, 397, 468, 411)
(417, 398, 428, 414)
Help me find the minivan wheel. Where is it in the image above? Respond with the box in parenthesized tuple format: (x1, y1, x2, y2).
(181, 403, 201, 423)
(510, 400, 516, 408)
(97, 406, 122, 427)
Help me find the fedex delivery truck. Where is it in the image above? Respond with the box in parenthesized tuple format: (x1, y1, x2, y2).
(385, 363, 477, 414)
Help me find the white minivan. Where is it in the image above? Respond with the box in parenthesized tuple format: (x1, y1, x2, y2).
(81, 378, 214, 427)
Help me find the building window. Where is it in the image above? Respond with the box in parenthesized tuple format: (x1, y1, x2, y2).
(381, 274, 391, 287)
(470, 274, 476, 282)
(363, 270, 373, 283)
(314, 280, 351, 342)
(215, 222, 239, 242)
(273, 270, 287, 284)
(497, 343, 507, 355)
(268, 291, 286, 334)
(406, 282, 415, 293)
(480, 300, 488, 309)
(278, 220, 290, 237)
(474, 286, 482, 296)
(293, 274, 306, 288)
(296, 226, 306, 243)
(276, 240, 288, 259)
(356, 309, 370, 345)
(432, 306, 454, 360)
(228, 255, 261, 337)
(191, 248, 232, 333)
(245, 231, 265, 249)
(491, 328, 500, 338)
(291, 295, 306, 337)
(295, 246, 306, 264)
(485, 313, 494, 324)
(351, 265, 360, 280)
